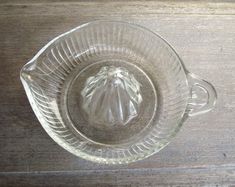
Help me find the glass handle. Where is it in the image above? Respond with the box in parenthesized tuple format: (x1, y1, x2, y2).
(187, 73, 217, 117)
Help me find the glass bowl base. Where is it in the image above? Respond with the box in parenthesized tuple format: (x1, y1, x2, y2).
(60, 53, 158, 145)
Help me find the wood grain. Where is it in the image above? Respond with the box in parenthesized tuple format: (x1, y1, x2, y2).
(1, 166, 235, 187)
(0, 1, 235, 186)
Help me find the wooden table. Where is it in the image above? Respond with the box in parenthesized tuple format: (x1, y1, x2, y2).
(1, 1, 235, 186)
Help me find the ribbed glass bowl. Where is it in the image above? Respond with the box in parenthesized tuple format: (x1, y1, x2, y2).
(21, 21, 217, 164)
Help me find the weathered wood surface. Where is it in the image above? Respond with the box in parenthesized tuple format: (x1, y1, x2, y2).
(1, 1, 235, 186)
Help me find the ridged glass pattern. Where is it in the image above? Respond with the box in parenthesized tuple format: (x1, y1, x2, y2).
(81, 66, 142, 126)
